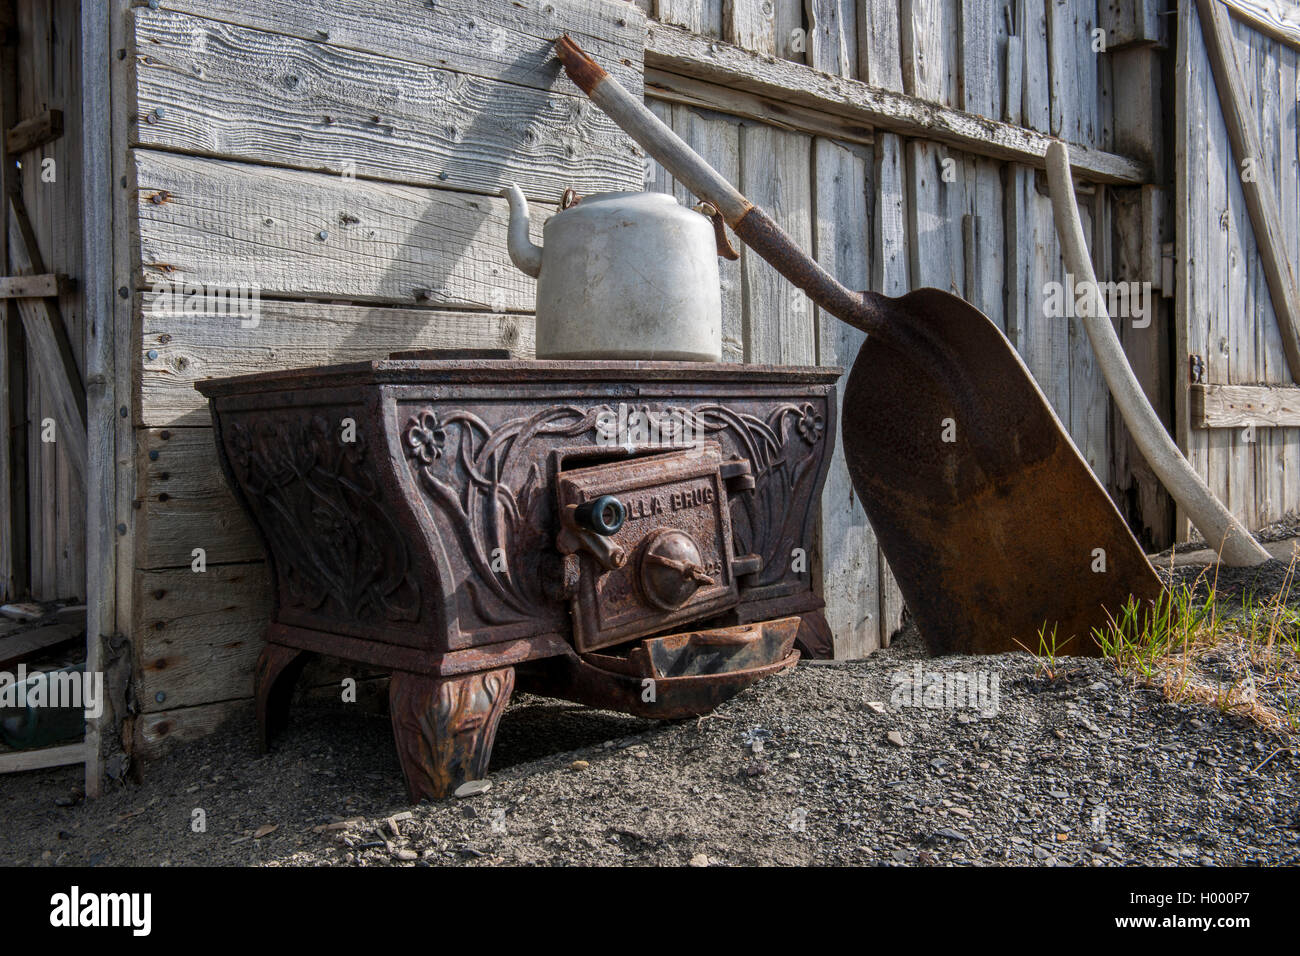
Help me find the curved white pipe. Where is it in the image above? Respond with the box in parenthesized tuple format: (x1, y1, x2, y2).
(1045, 142, 1269, 566)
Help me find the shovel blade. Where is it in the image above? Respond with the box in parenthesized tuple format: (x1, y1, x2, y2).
(844, 288, 1162, 656)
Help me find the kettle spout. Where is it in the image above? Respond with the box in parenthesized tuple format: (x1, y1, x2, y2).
(501, 182, 543, 279)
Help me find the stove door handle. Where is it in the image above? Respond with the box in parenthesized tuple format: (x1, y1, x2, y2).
(572, 495, 626, 536)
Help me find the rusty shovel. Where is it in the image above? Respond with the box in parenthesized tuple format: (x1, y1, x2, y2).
(553, 37, 1162, 656)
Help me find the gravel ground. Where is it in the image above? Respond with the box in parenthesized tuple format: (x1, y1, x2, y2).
(2, 528, 1297, 868)
(2, 625, 1296, 867)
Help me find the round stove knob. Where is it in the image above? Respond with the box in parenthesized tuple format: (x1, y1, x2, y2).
(638, 528, 715, 610)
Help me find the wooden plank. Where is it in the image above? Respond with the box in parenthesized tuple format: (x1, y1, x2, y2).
(0, 0, 16, 602)
(140, 298, 535, 426)
(133, 149, 545, 310)
(1222, 0, 1300, 48)
(0, 622, 79, 669)
(137, 427, 259, 569)
(738, 122, 813, 363)
(1197, 0, 1300, 384)
(134, 563, 271, 712)
(155, 0, 646, 100)
(645, 68, 874, 145)
(723, 0, 775, 55)
(81, 0, 116, 799)
(807, 0, 856, 78)
(6, 192, 86, 479)
(1069, 194, 1109, 480)
(1191, 384, 1300, 427)
(900, 0, 958, 106)
(656, 0, 724, 38)
(959, 0, 1004, 120)
(645, 22, 1151, 184)
(0, 273, 59, 298)
(906, 141, 964, 297)
(1020, 0, 1051, 134)
(1277, 41, 1300, 517)
(4, 108, 61, 155)
(857, 0, 904, 92)
(134, 699, 252, 761)
(0, 741, 87, 774)
(774, 0, 805, 63)
(966, 156, 1005, 331)
(132, 10, 641, 203)
(811, 137, 879, 658)
(1175, 2, 1212, 538)
(871, 132, 908, 645)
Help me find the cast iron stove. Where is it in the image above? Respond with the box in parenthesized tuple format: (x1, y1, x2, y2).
(198, 354, 840, 801)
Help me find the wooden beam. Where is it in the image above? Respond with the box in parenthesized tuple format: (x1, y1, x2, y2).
(6, 192, 87, 479)
(1191, 384, 1300, 428)
(4, 109, 63, 155)
(0, 622, 79, 669)
(644, 22, 1152, 185)
(0, 273, 61, 298)
(1196, 0, 1300, 384)
(0, 741, 88, 774)
(645, 68, 874, 146)
(1222, 0, 1300, 48)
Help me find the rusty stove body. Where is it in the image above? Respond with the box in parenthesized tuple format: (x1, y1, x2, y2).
(198, 356, 839, 801)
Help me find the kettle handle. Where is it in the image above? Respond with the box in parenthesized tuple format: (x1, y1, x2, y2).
(694, 202, 740, 261)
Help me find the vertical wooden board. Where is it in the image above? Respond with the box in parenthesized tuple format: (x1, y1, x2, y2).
(905, 141, 964, 296)
(808, 0, 857, 77)
(645, 98, 677, 196)
(811, 137, 879, 658)
(872, 134, 910, 297)
(660, 104, 745, 362)
(1250, 31, 1284, 525)
(872, 132, 908, 643)
(1278, 43, 1300, 517)
(1076, 0, 1101, 147)
(1204, 27, 1238, 527)
(1020, 0, 1052, 135)
(959, 0, 1006, 120)
(858, 0, 904, 91)
(1018, 170, 1071, 420)
(774, 0, 806, 62)
(738, 122, 815, 364)
(656, 0, 724, 37)
(900, 0, 958, 106)
(1046, 0, 1078, 140)
(724, 0, 777, 54)
(1068, 197, 1108, 481)
(1176, 3, 1211, 536)
(965, 156, 1005, 331)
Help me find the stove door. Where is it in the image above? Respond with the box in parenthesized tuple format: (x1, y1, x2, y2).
(557, 445, 756, 652)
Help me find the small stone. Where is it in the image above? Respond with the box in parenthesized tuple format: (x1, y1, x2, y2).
(935, 828, 968, 841)
(455, 779, 492, 798)
(1049, 789, 1069, 799)
(785, 751, 801, 761)
(253, 824, 278, 839)
(1056, 833, 1069, 842)
(949, 806, 973, 819)
(1189, 718, 1205, 729)
(393, 848, 418, 862)
(886, 731, 905, 747)
(570, 760, 590, 771)
(865, 701, 886, 714)
(750, 739, 764, 754)
(1033, 846, 1049, 860)
(689, 853, 710, 867)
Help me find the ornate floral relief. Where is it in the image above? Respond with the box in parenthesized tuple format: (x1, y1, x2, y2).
(225, 412, 420, 623)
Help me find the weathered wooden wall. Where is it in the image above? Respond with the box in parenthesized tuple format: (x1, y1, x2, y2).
(120, 0, 644, 758)
(1176, 2, 1300, 537)
(644, 0, 1165, 657)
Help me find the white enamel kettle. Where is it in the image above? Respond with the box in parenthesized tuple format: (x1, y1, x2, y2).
(501, 184, 733, 361)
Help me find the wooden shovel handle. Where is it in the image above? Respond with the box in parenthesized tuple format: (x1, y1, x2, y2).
(554, 35, 885, 337)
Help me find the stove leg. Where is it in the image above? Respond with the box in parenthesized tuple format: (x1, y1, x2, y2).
(254, 643, 309, 752)
(794, 609, 835, 659)
(388, 666, 515, 802)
